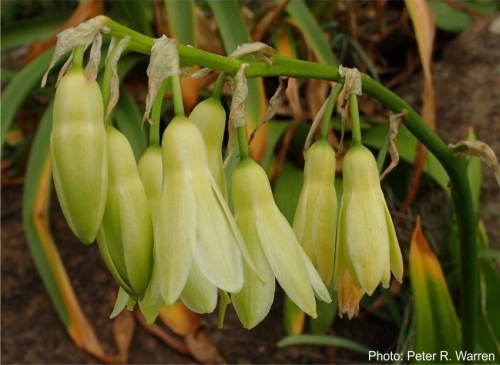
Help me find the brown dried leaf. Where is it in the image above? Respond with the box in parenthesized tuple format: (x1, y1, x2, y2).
(134, 308, 190, 355)
(185, 328, 226, 364)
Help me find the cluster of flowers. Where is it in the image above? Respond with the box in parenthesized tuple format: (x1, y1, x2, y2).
(48, 30, 403, 329)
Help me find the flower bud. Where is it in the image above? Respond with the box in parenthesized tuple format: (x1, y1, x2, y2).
(334, 145, 403, 297)
(293, 140, 337, 284)
(189, 97, 227, 195)
(231, 157, 331, 328)
(50, 68, 107, 244)
(96, 125, 153, 301)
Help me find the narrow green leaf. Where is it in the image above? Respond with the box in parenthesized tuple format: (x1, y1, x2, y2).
(309, 280, 337, 335)
(1, 48, 54, 150)
(273, 160, 303, 224)
(113, 87, 147, 162)
(283, 295, 305, 335)
(476, 221, 500, 361)
(21, 103, 70, 327)
(165, 0, 195, 45)
(114, 2, 153, 37)
(206, 0, 265, 130)
(281, 0, 337, 66)
(1, 15, 67, 51)
(278, 334, 371, 355)
(363, 124, 449, 192)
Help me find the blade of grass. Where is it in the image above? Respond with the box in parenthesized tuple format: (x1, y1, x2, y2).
(278, 334, 371, 355)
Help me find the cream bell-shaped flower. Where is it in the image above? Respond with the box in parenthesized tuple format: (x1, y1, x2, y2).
(293, 140, 337, 285)
(334, 144, 403, 297)
(150, 116, 254, 310)
(231, 157, 331, 328)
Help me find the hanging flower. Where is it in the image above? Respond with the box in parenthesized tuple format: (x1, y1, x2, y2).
(293, 140, 337, 284)
(96, 125, 153, 301)
(334, 145, 403, 299)
(231, 157, 331, 329)
(148, 116, 256, 312)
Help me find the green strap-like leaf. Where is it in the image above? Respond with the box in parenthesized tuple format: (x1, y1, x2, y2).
(278, 334, 371, 355)
(1, 48, 54, 150)
(21, 103, 70, 327)
(281, 0, 338, 66)
(165, 0, 196, 45)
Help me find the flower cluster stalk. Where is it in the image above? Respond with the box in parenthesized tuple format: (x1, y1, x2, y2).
(83, 16, 478, 354)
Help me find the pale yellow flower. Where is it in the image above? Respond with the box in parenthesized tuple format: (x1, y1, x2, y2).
(231, 158, 331, 328)
(293, 140, 337, 284)
(150, 117, 253, 310)
(334, 145, 403, 296)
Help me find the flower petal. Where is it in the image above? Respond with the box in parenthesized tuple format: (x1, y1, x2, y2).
(181, 263, 218, 314)
(155, 171, 197, 306)
(257, 206, 317, 317)
(193, 173, 243, 293)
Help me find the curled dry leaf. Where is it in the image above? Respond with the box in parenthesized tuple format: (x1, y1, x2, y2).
(449, 140, 500, 188)
(225, 63, 249, 166)
(249, 76, 289, 145)
(143, 35, 180, 124)
(380, 112, 405, 181)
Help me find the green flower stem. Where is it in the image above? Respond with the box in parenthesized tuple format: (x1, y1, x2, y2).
(320, 83, 343, 140)
(171, 74, 185, 117)
(349, 93, 362, 146)
(71, 45, 85, 71)
(149, 78, 170, 146)
(102, 17, 477, 353)
(237, 126, 249, 159)
(212, 71, 227, 99)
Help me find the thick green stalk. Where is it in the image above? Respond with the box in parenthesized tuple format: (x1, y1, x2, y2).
(101, 17, 477, 353)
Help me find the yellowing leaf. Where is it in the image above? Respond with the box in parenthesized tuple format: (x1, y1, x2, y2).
(409, 217, 461, 363)
(405, 0, 436, 128)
